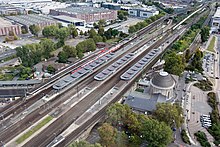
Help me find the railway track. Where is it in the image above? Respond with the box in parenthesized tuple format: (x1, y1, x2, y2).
(0, 20, 169, 145)
(23, 27, 173, 147)
(0, 17, 166, 122)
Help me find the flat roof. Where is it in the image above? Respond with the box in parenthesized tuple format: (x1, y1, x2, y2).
(6, 14, 56, 26)
(52, 15, 85, 23)
(0, 17, 13, 27)
(0, 79, 41, 86)
(55, 7, 113, 15)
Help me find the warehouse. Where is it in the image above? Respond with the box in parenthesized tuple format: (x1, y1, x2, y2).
(5, 14, 57, 30)
(52, 15, 85, 27)
(0, 17, 21, 36)
(50, 7, 117, 23)
(128, 6, 159, 18)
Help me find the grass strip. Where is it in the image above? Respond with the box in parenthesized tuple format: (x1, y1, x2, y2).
(207, 36, 216, 53)
(16, 115, 53, 144)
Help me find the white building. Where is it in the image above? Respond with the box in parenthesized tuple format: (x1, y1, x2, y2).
(128, 6, 159, 18)
(211, 7, 220, 33)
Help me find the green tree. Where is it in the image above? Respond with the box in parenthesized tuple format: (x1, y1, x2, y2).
(107, 103, 132, 126)
(56, 27, 69, 41)
(164, 52, 185, 76)
(200, 26, 210, 42)
(42, 25, 59, 38)
(63, 45, 77, 57)
(58, 51, 68, 63)
(89, 28, 97, 38)
(98, 123, 117, 147)
(98, 19, 106, 27)
(29, 24, 40, 36)
(68, 24, 78, 38)
(118, 13, 125, 20)
(40, 38, 55, 59)
(93, 35, 103, 43)
(47, 65, 55, 74)
(141, 119, 173, 147)
(98, 27, 104, 36)
(153, 103, 184, 128)
(80, 30, 84, 36)
(128, 26, 136, 34)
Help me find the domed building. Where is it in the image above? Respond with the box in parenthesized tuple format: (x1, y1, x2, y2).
(149, 71, 175, 100)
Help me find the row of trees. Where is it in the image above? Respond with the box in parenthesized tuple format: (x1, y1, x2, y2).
(128, 12, 165, 34)
(164, 14, 209, 76)
(95, 103, 183, 147)
(186, 49, 203, 72)
(207, 92, 220, 145)
(16, 38, 56, 67)
(70, 103, 183, 147)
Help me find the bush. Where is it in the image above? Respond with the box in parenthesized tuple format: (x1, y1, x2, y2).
(181, 129, 191, 145)
(194, 80, 213, 91)
(207, 92, 220, 146)
(194, 131, 211, 147)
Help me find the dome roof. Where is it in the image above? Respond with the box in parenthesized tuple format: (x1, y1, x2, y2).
(151, 71, 175, 88)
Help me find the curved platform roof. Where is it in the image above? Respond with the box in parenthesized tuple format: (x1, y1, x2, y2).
(120, 48, 161, 81)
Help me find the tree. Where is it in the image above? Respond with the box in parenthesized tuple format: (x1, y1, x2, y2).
(153, 103, 184, 128)
(80, 30, 84, 36)
(164, 52, 185, 76)
(98, 19, 106, 27)
(68, 24, 78, 38)
(107, 103, 133, 126)
(14, 35, 18, 40)
(40, 38, 55, 59)
(42, 25, 59, 38)
(118, 13, 125, 20)
(89, 28, 97, 38)
(98, 27, 104, 36)
(56, 27, 69, 41)
(29, 24, 40, 36)
(93, 35, 103, 43)
(141, 119, 173, 147)
(63, 45, 77, 57)
(200, 26, 210, 42)
(58, 51, 68, 63)
(111, 29, 119, 38)
(185, 49, 191, 62)
(47, 65, 55, 74)
(128, 26, 136, 34)
(98, 123, 117, 147)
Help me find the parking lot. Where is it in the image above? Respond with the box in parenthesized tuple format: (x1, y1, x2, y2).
(188, 86, 214, 144)
(202, 52, 215, 78)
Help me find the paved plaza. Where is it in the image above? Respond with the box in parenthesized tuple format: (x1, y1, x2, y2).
(188, 86, 214, 145)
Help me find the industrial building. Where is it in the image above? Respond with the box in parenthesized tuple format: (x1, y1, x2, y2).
(211, 7, 220, 33)
(101, 3, 121, 10)
(0, 17, 21, 36)
(52, 15, 85, 27)
(0, 0, 52, 4)
(0, 4, 27, 16)
(128, 6, 159, 18)
(5, 14, 57, 30)
(50, 7, 117, 23)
